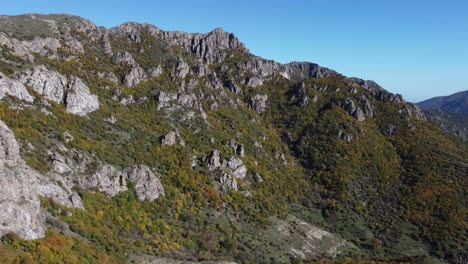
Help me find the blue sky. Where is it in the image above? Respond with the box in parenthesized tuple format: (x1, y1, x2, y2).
(1, 0, 467, 102)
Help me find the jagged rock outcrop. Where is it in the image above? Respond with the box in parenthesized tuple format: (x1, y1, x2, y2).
(193, 62, 210, 77)
(342, 98, 366, 121)
(80, 163, 164, 202)
(124, 66, 147, 87)
(247, 94, 268, 113)
(203, 150, 248, 192)
(124, 165, 165, 202)
(0, 72, 34, 102)
(280, 62, 337, 81)
(172, 58, 190, 79)
(20, 65, 67, 102)
(113, 51, 147, 86)
(0, 120, 82, 240)
(65, 77, 100, 116)
(222, 156, 247, 179)
(161, 131, 185, 146)
(19, 66, 99, 115)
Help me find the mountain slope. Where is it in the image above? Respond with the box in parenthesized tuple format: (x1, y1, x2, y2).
(0, 14, 466, 264)
(418, 90, 468, 114)
(417, 91, 468, 140)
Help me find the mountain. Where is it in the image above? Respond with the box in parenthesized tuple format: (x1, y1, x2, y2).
(0, 14, 466, 264)
(417, 91, 468, 140)
(418, 90, 468, 114)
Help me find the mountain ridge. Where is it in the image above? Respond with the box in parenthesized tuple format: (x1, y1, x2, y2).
(0, 13, 465, 264)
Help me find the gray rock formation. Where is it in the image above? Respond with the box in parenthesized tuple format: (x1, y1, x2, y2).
(193, 62, 210, 77)
(0, 120, 82, 240)
(124, 66, 147, 87)
(80, 163, 165, 202)
(247, 94, 268, 113)
(161, 131, 177, 146)
(203, 150, 248, 192)
(172, 58, 190, 79)
(343, 98, 366, 121)
(113, 51, 137, 67)
(20, 65, 67, 103)
(124, 165, 165, 202)
(65, 77, 100, 116)
(19, 66, 99, 115)
(222, 156, 247, 179)
(0, 72, 34, 102)
(148, 65, 163, 78)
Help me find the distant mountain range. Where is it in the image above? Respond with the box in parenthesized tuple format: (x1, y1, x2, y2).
(418, 90, 468, 114)
(417, 91, 468, 140)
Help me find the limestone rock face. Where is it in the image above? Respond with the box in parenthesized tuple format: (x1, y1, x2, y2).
(19, 66, 99, 115)
(123, 66, 147, 87)
(343, 98, 366, 121)
(0, 32, 63, 61)
(113, 51, 147, 86)
(280, 62, 336, 81)
(65, 77, 100, 116)
(247, 94, 268, 114)
(0, 72, 34, 102)
(124, 165, 165, 202)
(0, 120, 82, 240)
(20, 65, 67, 103)
(113, 51, 137, 67)
(81, 165, 126, 197)
(172, 58, 190, 79)
(203, 150, 248, 192)
(222, 156, 247, 179)
(80, 163, 165, 202)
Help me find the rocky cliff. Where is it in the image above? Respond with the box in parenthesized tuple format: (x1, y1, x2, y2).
(0, 14, 465, 264)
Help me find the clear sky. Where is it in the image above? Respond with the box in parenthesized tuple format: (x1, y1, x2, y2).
(1, 0, 467, 102)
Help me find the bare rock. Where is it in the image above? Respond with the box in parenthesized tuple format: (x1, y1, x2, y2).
(172, 58, 190, 79)
(193, 62, 210, 77)
(20, 65, 67, 103)
(65, 77, 100, 116)
(19, 66, 99, 115)
(343, 98, 365, 121)
(123, 66, 147, 87)
(113, 50, 137, 67)
(0, 120, 82, 240)
(222, 156, 247, 179)
(124, 165, 165, 202)
(247, 94, 268, 113)
(0, 72, 34, 102)
(245, 76, 264, 88)
(205, 149, 222, 171)
(161, 131, 177, 146)
(148, 65, 163, 78)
